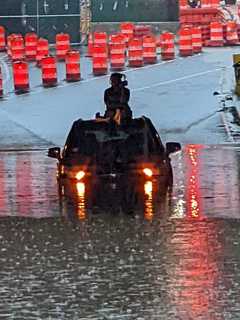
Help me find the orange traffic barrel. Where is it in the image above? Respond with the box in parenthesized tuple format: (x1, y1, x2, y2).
(143, 35, 157, 64)
(110, 34, 126, 70)
(192, 27, 202, 53)
(134, 25, 152, 39)
(7, 35, 12, 57)
(94, 32, 108, 46)
(66, 50, 81, 82)
(93, 32, 108, 57)
(179, 0, 188, 10)
(41, 56, 58, 87)
(7, 34, 15, 58)
(128, 38, 143, 67)
(56, 33, 70, 60)
(120, 22, 134, 44)
(179, 28, 193, 57)
(160, 32, 175, 60)
(25, 33, 38, 60)
(92, 45, 108, 76)
(36, 38, 49, 67)
(0, 26, 6, 51)
(0, 66, 3, 98)
(86, 33, 93, 57)
(11, 37, 25, 61)
(210, 22, 224, 46)
(12, 61, 29, 93)
(211, 0, 220, 7)
(226, 21, 239, 45)
(201, 0, 211, 7)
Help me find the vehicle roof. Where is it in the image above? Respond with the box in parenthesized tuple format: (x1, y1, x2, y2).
(73, 116, 150, 131)
(63, 116, 165, 156)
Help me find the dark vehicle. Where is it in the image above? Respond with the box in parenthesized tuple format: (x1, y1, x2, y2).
(48, 116, 181, 186)
(48, 116, 181, 215)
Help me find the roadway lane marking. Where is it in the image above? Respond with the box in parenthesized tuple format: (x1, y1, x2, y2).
(132, 67, 223, 92)
(78, 54, 202, 84)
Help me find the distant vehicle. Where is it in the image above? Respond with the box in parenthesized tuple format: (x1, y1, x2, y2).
(48, 116, 181, 190)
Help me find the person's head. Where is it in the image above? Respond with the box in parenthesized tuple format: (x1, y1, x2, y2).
(110, 73, 123, 88)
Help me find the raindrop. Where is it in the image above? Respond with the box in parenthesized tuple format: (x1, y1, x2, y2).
(99, 2, 104, 11)
(64, 0, 69, 10)
(113, 1, 118, 11)
(125, 0, 129, 8)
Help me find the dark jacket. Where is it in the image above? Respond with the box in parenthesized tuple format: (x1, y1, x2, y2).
(104, 86, 130, 110)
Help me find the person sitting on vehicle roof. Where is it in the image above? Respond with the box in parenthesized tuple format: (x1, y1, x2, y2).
(104, 73, 132, 123)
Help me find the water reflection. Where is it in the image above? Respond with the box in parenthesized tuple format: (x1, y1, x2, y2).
(60, 176, 167, 219)
(76, 182, 87, 220)
(0, 151, 60, 217)
(185, 144, 203, 219)
(0, 146, 240, 219)
(0, 148, 240, 318)
(167, 221, 222, 319)
(144, 180, 154, 221)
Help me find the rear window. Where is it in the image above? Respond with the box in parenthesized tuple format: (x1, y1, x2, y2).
(63, 119, 164, 158)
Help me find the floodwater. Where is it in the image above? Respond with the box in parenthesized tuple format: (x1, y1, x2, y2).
(0, 145, 240, 319)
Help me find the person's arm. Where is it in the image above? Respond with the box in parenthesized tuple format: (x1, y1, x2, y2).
(120, 87, 130, 104)
(104, 89, 111, 109)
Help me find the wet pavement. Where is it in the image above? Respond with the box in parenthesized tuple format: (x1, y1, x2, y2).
(0, 145, 240, 319)
(1, 45, 240, 318)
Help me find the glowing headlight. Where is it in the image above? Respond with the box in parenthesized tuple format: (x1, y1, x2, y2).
(76, 171, 85, 181)
(143, 168, 153, 177)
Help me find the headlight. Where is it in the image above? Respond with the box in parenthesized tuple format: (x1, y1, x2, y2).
(76, 171, 85, 181)
(143, 168, 153, 177)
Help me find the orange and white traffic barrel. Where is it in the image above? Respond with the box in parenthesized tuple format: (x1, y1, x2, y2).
(7, 34, 16, 58)
(66, 50, 81, 82)
(93, 32, 108, 57)
(56, 33, 70, 60)
(92, 45, 108, 76)
(120, 22, 134, 44)
(11, 37, 25, 61)
(25, 33, 38, 61)
(192, 27, 202, 53)
(211, 0, 220, 7)
(179, 28, 193, 57)
(0, 26, 6, 51)
(0, 66, 3, 98)
(201, 0, 211, 8)
(86, 33, 93, 57)
(41, 56, 58, 87)
(160, 32, 175, 60)
(36, 38, 49, 67)
(94, 32, 108, 47)
(128, 38, 143, 67)
(12, 61, 29, 93)
(226, 21, 239, 45)
(7, 35, 12, 58)
(143, 35, 157, 64)
(134, 25, 152, 39)
(110, 34, 126, 70)
(210, 22, 224, 46)
(179, 0, 188, 10)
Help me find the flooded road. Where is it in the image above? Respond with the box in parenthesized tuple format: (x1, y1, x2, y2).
(0, 145, 240, 319)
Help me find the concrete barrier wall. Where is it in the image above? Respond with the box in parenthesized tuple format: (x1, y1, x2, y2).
(92, 0, 179, 22)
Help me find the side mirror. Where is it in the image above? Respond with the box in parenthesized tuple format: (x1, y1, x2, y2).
(166, 142, 181, 155)
(48, 147, 61, 159)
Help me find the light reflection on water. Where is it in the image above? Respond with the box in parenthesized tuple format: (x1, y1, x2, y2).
(0, 147, 240, 318)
